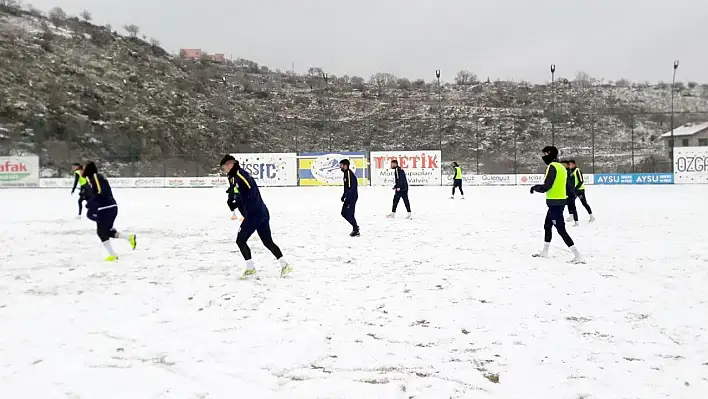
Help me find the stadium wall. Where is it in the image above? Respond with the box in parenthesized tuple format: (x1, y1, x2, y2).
(10, 149, 708, 187)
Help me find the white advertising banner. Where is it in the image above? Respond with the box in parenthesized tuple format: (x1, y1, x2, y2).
(370, 150, 442, 186)
(231, 152, 297, 187)
(673, 147, 708, 184)
(0, 156, 40, 187)
(516, 174, 544, 185)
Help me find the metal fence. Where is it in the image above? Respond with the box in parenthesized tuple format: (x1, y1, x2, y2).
(2, 107, 707, 177)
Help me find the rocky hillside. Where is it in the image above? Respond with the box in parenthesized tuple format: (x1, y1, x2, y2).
(1, 4, 708, 177)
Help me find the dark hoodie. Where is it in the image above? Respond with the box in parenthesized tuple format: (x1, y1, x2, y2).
(83, 162, 116, 211)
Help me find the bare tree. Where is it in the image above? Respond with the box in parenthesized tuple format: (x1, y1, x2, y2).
(150, 37, 160, 47)
(350, 76, 364, 89)
(307, 67, 325, 77)
(369, 72, 397, 88)
(48, 7, 67, 26)
(80, 10, 92, 22)
(574, 70, 592, 88)
(454, 70, 477, 86)
(123, 24, 139, 37)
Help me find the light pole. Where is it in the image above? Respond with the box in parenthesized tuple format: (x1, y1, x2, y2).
(436, 69, 442, 186)
(550, 64, 556, 146)
(323, 72, 331, 151)
(436, 69, 442, 151)
(670, 60, 679, 169)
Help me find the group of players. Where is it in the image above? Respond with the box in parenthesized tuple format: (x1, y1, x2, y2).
(69, 146, 594, 273)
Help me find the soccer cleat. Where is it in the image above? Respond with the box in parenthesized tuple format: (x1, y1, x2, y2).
(350, 230, 360, 237)
(573, 221, 579, 227)
(532, 252, 549, 258)
(280, 263, 293, 277)
(565, 216, 573, 222)
(239, 268, 257, 280)
(589, 215, 596, 222)
(128, 234, 137, 250)
(450, 196, 454, 199)
(461, 196, 465, 199)
(405, 212, 412, 219)
(386, 213, 395, 218)
(104, 255, 118, 262)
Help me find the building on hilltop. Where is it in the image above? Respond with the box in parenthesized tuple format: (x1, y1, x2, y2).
(660, 122, 708, 150)
(179, 49, 226, 62)
(179, 48, 202, 60)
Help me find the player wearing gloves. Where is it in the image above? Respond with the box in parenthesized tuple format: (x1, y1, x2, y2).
(226, 174, 244, 221)
(386, 159, 412, 219)
(83, 162, 136, 261)
(529, 146, 583, 263)
(339, 159, 360, 237)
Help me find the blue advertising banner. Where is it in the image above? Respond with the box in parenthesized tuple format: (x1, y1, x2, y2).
(593, 173, 674, 185)
(298, 152, 369, 186)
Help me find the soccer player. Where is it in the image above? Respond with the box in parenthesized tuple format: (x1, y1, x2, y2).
(70, 163, 90, 217)
(386, 159, 412, 219)
(220, 155, 291, 278)
(530, 146, 583, 263)
(339, 159, 360, 237)
(83, 162, 137, 261)
(568, 160, 595, 222)
(561, 160, 579, 226)
(450, 162, 464, 199)
(226, 175, 244, 221)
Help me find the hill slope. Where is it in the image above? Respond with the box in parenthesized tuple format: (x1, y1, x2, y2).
(1, 5, 707, 177)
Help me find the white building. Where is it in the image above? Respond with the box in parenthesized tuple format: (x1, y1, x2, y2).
(659, 122, 708, 149)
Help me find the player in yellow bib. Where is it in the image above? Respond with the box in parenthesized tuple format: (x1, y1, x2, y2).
(450, 162, 465, 199)
(568, 160, 595, 222)
(70, 162, 90, 218)
(529, 146, 584, 263)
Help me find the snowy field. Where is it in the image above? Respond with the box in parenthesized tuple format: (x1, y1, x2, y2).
(1, 185, 707, 399)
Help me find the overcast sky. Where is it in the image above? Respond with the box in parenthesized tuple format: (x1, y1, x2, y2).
(27, 0, 707, 84)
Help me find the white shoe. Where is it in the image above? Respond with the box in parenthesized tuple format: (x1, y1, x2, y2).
(461, 196, 465, 199)
(386, 213, 395, 218)
(405, 212, 412, 219)
(532, 251, 549, 258)
(573, 221, 579, 227)
(565, 216, 573, 222)
(589, 215, 595, 222)
(569, 246, 585, 264)
(450, 196, 454, 199)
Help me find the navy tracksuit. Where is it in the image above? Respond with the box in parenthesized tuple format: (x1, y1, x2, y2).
(85, 173, 119, 242)
(392, 167, 411, 212)
(229, 166, 283, 261)
(341, 168, 359, 232)
(565, 168, 578, 221)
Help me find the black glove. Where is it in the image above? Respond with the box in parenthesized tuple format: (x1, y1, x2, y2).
(341, 195, 345, 202)
(529, 185, 537, 194)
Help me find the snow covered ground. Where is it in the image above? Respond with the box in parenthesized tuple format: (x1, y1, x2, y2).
(1, 185, 707, 399)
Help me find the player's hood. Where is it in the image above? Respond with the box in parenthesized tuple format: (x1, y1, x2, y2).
(83, 162, 98, 177)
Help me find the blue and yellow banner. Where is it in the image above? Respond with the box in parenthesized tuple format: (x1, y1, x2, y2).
(298, 152, 369, 186)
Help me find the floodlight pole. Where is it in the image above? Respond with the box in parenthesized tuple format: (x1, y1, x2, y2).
(670, 60, 679, 169)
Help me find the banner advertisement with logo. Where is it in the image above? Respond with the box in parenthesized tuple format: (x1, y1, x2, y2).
(0, 156, 39, 187)
(231, 153, 297, 187)
(297, 152, 369, 186)
(516, 174, 545, 185)
(370, 150, 441, 186)
(673, 147, 708, 184)
(594, 173, 673, 185)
